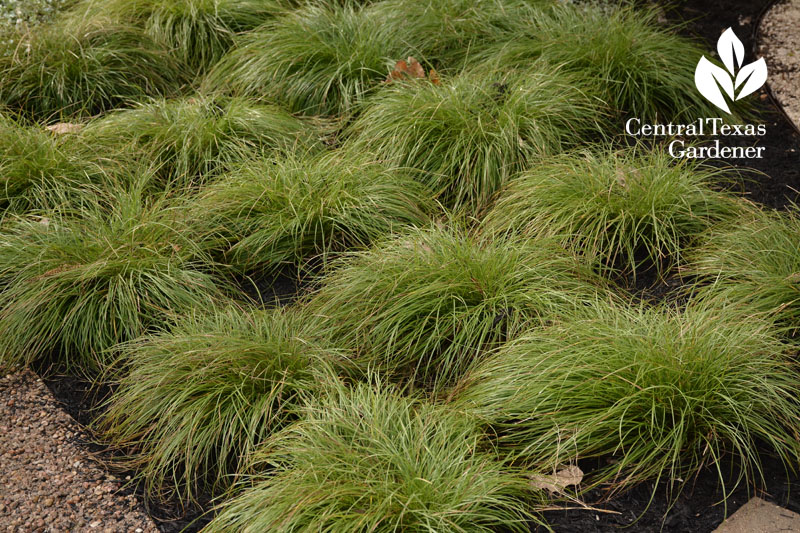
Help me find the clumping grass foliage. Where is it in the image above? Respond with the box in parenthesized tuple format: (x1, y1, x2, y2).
(305, 226, 607, 390)
(482, 148, 740, 277)
(0, 16, 181, 121)
(194, 150, 434, 275)
(202, 1, 413, 115)
(0, 187, 226, 372)
(1, 0, 796, 525)
(73, 0, 290, 72)
(79, 96, 323, 189)
(204, 380, 539, 533)
(688, 206, 800, 331)
(475, 4, 727, 121)
(0, 114, 105, 211)
(348, 67, 602, 211)
(98, 306, 343, 503)
(369, 0, 548, 68)
(454, 301, 800, 498)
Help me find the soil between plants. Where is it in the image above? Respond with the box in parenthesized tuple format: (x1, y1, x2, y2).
(662, 0, 800, 211)
(536, 2, 800, 531)
(27, 0, 800, 532)
(535, 452, 800, 532)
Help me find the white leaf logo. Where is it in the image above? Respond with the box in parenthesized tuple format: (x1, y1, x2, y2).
(717, 28, 744, 74)
(735, 57, 767, 100)
(695, 56, 735, 113)
(694, 28, 768, 114)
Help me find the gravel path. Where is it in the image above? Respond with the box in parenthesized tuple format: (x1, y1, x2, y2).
(759, 0, 800, 129)
(0, 368, 158, 533)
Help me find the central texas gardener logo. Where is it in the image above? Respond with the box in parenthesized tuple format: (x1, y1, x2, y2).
(695, 28, 768, 114)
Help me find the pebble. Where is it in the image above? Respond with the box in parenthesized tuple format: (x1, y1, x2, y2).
(759, 0, 800, 129)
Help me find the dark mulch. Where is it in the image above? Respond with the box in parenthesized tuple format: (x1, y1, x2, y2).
(34, 0, 800, 531)
(668, 0, 800, 209)
(536, 452, 799, 532)
(538, 1, 800, 531)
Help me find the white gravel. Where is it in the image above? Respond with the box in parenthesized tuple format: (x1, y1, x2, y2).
(759, 0, 800, 129)
(0, 0, 64, 29)
(0, 368, 158, 533)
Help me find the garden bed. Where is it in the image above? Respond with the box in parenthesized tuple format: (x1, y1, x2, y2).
(2, 0, 800, 531)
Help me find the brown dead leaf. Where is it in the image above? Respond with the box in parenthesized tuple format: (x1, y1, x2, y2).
(386, 56, 439, 85)
(387, 59, 409, 82)
(406, 56, 425, 78)
(615, 167, 627, 188)
(530, 465, 584, 494)
(46, 123, 82, 135)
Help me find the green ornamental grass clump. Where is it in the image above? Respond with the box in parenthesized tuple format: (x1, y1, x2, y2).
(454, 301, 800, 498)
(204, 380, 539, 533)
(72, 0, 291, 72)
(475, 4, 726, 121)
(0, 186, 226, 372)
(202, 1, 412, 115)
(369, 0, 551, 68)
(79, 95, 324, 189)
(348, 67, 603, 211)
(0, 114, 106, 212)
(98, 306, 344, 503)
(0, 17, 181, 121)
(688, 206, 800, 331)
(482, 148, 740, 277)
(194, 150, 434, 275)
(1, 0, 793, 525)
(304, 226, 607, 390)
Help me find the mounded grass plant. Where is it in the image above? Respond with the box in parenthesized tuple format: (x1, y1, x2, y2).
(0, 17, 182, 121)
(72, 0, 291, 72)
(202, 1, 413, 115)
(0, 114, 106, 212)
(79, 95, 324, 189)
(98, 306, 344, 503)
(347, 66, 604, 211)
(368, 0, 550, 68)
(204, 380, 539, 532)
(0, 186, 226, 372)
(482, 147, 740, 277)
(193, 150, 434, 275)
(304, 226, 608, 390)
(687, 206, 800, 331)
(474, 3, 730, 121)
(1, 0, 792, 524)
(454, 301, 800, 498)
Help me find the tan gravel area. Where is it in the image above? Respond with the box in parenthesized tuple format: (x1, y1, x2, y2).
(0, 368, 158, 533)
(759, 0, 800, 129)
